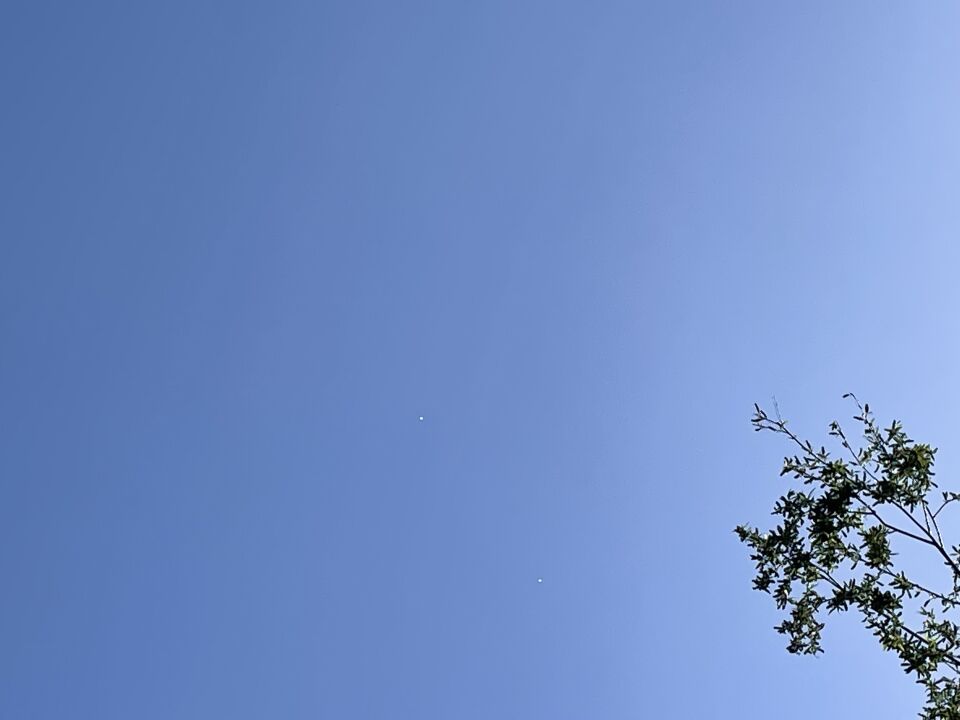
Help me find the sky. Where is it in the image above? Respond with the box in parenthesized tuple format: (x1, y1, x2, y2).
(3, 2, 960, 718)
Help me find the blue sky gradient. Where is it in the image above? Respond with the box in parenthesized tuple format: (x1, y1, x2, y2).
(4, 3, 960, 718)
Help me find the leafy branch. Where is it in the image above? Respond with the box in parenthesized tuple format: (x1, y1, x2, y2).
(736, 397, 960, 719)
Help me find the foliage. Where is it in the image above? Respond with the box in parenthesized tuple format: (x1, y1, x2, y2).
(736, 395, 960, 719)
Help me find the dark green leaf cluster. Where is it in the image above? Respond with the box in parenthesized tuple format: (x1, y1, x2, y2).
(736, 396, 960, 720)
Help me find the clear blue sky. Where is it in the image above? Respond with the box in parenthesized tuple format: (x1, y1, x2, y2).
(3, 2, 960, 718)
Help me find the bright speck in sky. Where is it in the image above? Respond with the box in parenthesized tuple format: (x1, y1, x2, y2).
(537, 578, 543, 583)
(418, 416, 424, 421)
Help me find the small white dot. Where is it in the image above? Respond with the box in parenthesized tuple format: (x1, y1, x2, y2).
(537, 578, 543, 583)
(418, 416, 424, 421)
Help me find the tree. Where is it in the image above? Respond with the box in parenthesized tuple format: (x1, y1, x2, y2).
(736, 395, 960, 720)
